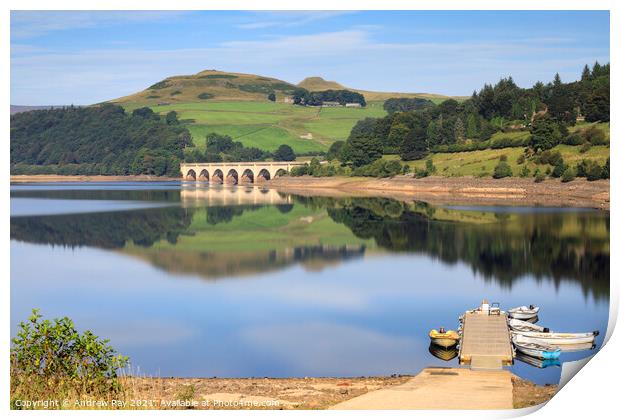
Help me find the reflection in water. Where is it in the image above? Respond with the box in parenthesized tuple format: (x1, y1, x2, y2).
(10, 184, 610, 384)
(11, 192, 610, 300)
(515, 353, 562, 369)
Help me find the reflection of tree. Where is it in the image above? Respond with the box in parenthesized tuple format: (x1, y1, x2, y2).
(206, 205, 262, 225)
(11, 189, 181, 203)
(323, 198, 609, 300)
(11, 207, 194, 249)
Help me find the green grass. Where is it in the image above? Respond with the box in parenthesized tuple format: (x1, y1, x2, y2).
(124, 100, 387, 154)
(401, 143, 609, 177)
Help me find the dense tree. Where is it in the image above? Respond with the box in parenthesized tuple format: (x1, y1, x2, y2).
(383, 98, 435, 114)
(341, 119, 383, 167)
(399, 114, 429, 161)
(10, 104, 192, 176)
(273, 144, 296, 161)
(165, 110, 179, 125)
(530, 114, 561, 151)
(292, 88, 366, 106)
(267, 93, 276, 102)
(583, 86, 610, 122)
(132, 107, 159, 120)
(326, 140, 345, 161)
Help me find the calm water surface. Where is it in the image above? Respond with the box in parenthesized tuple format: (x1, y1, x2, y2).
(10, 182, 610, 385)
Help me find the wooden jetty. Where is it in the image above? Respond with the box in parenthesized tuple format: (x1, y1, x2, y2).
(458, 311, 514, 370)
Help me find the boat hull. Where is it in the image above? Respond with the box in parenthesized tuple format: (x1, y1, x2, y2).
(514, 344, 561, 360)
(508, 306, 540, 320)
(508, 319, 550, 333)
(430, 337, 459, 348)
(514, 332, 596, 346)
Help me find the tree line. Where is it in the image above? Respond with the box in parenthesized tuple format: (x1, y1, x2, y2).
(291, 88, 367, 106)
(335, 62, 610, 167)
(10, 104, 192, 176)
(184, 133, 296, 163)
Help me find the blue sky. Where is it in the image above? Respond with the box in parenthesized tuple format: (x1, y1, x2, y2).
(11, 10, 609, 105)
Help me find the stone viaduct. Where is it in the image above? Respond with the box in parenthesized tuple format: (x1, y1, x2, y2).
(180, 161, 306, 184)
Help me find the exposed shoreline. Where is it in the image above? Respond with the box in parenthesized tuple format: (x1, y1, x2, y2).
(10, 174, 609, 210)
(267, 175, 610, 210)
(119, 373, 556, 410)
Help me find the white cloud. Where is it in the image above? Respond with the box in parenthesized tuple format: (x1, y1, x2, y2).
(235, 11, 355, 30)
(11, 11, 187, 39)
(10, 28, 609, 104)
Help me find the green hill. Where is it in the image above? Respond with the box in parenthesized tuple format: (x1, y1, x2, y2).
(110, 70, 462, 154)
(112, 70, 299, 104)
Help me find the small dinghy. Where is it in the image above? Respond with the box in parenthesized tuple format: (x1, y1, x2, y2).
(508, 319, 550, 333)
(429, 328, 460, 348)
(429, 344, 458, 361)
(514, 331, 598, 347)
(513, 336, 561, 359)
(515, 353, 561, 369)
(508, 305, 539, 320)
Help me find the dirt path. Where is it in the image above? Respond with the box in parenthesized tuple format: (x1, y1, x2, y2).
(330, 368, 514, 410)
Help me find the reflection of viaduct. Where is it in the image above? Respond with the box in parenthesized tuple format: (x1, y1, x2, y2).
(180, 162, 306, 184)
(180, 185, 293, 206)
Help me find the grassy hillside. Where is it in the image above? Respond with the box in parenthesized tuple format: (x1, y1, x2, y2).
(121, 100, 387, 153)
(398, 122, 610, 177)
(111, 70, 465, 154)
(112, 70, 299, 104)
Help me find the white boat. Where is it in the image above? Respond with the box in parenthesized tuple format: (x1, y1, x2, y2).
(508, 319, 550, 333)
(513, 331, 598, 346)
(508, 305, 539, 320)
(512, 336, 561, 359)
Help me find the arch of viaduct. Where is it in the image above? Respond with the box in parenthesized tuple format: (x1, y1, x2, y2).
(180, 161, 306, 184)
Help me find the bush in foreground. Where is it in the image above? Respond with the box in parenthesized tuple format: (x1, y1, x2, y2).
(10, 309, 128, 409)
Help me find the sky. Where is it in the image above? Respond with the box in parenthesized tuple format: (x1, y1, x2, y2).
(10, 10, 610, 105)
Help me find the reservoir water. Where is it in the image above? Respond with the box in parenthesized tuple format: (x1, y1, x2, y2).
(10, 182, 609, 385)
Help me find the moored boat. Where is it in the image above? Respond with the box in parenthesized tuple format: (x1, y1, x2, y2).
(508, 305, 539, 320)
(429, 344, 458, 361)
(513, 331, 598, 346)
(508, 318, 550, 333)
(429, 328, 460, 348)
(512, 336, 561, 359)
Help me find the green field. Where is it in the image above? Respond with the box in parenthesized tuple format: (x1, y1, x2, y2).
(124, 100, 387, 153)
(400, 143, 609, 177)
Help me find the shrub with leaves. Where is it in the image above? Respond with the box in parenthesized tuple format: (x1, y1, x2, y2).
(10, 309, 128, 406)
(493, 161, 513, 179)
(561, 167, 576, 182)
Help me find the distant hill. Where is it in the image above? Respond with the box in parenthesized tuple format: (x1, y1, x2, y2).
(10, 105, 65, 115)
(297, 77, 347, 91)
(111, 70, 299, 104)
(111, 70, 461, 105)
(297, 76, 459, 102)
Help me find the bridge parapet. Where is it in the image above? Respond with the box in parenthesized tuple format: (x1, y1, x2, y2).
(180, 161, 307, 184)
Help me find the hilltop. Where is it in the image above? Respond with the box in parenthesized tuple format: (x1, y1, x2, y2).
(298, 76, 458, 102)
(112, 70, 299, 104)
(112, 70, 458, 105)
